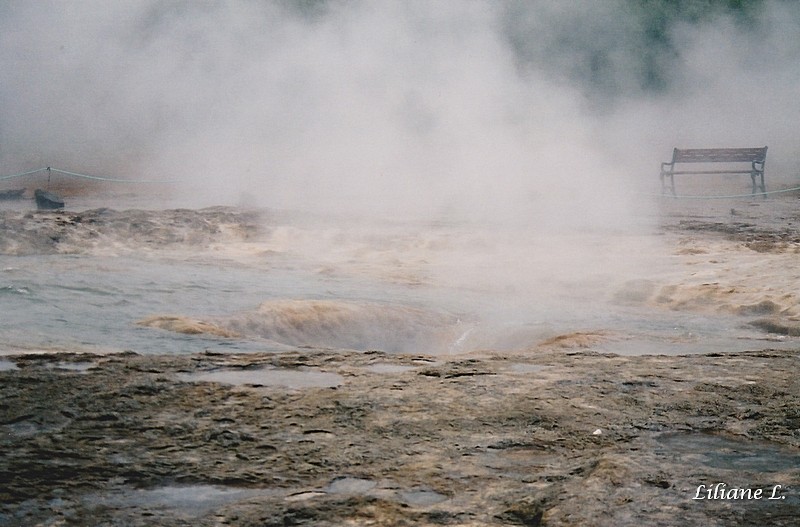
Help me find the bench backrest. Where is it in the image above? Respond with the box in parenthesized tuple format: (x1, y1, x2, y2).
(672, 147, 767, 164)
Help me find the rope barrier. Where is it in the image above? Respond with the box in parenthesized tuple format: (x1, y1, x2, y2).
(49, 168, 175, 184)
(0, 167, 48, 181)
(2, 166, 798, 199)
(654, 185, 800, 200)
(0, 166, 175, 184)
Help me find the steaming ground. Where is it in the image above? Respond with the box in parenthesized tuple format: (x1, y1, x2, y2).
(3, 194, 800, 526)
(1, 195, 798, 356)
(140, 300, 463, 353)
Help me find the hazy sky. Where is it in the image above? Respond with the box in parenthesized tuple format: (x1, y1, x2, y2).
(2, 0, 798, 223)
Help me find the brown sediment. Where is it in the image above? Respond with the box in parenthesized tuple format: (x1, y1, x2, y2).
(139, 300, 465, 353)
(645, 201, 800, 337)
(0, 207, 261, 256)
(223, 299, 462, 352)
(137, 315, 240, 338)
(537, 330, 611, 349)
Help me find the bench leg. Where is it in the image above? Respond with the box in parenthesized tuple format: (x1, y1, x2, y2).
(660, 173, 676, 196)
(751, 172, 767, 198)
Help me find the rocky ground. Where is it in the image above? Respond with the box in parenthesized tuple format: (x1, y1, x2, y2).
(1, 344, 799, 526)
(0, 207, 261, 256)
(2, 195, 800, 526)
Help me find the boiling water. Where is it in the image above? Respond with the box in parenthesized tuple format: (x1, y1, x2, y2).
(0, 196, 796, 356)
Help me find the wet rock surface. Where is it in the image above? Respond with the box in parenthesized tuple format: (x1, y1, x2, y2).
(2, 196, 800, 525)
(0, 207, 261, 255)
(662, 198, 800, 253)
(1, 347, 798, 526)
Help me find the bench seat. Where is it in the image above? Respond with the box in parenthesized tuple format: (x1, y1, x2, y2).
(660, 147, 767, 196)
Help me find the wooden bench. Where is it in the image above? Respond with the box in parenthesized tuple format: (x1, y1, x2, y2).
(660, 147, 767, 196)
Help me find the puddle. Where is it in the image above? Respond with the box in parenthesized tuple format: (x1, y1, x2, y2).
(507, 363, 547, 374)
(0, 359, 95, 373)
(597, 333, 800, 356)
(326, 477, 377, 494)
(0, 285, 30, 295)
(657, 432, 800, 472)
(398, 489, 448, 506)
(50, 362, 96, 373)
(475, 446, 556, 479)
(2, 421, 48, 438)
(0, 359, 18, 371)
(322, 477, 447, 507)
(94, 485, 277, 514)
(362, 363, 417, 374)
(179, 367, 343, 389)
(285, 490, 328, 502)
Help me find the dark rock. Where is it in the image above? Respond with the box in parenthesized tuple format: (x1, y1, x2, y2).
(34, 189, 65, 210)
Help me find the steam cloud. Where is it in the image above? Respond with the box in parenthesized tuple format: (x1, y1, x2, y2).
(1, 0, 798, 225)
